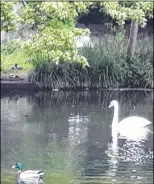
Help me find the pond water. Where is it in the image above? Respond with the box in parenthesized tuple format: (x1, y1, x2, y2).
(1, 90, 153, 184)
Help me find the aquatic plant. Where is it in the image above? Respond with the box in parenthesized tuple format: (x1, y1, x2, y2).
(28, 35, 153, 89)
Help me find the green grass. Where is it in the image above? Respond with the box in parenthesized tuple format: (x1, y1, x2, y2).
(1, 50, 32, 71)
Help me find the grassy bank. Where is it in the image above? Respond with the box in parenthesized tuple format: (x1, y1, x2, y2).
(28, 35, 153, 89)
(1, 40, 32, 71)
(1, 36, 153, 89)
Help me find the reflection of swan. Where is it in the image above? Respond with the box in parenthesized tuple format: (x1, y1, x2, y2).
(109, 100, 152, 141)
(107, 139, 153, 165)
(105, 138, 153, 182)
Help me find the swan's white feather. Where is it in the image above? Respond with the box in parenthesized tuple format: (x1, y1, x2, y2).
(118, 127, 150, 140)
(118, 116, 151, 128)
(117, 116, 151, 140)
(109, 100, 152, 141)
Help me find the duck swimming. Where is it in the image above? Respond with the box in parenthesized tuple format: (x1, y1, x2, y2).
(12, 162, 44, 184)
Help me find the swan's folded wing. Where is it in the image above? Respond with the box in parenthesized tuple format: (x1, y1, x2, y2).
(118, 116, 151, 129)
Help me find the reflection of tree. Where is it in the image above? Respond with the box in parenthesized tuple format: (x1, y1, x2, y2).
(80, 107, 110, 177)
(24, 99, 71, 142)
(1, 97, 33, 168)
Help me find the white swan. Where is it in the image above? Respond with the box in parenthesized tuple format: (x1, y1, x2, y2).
(108, 100, 152, 140)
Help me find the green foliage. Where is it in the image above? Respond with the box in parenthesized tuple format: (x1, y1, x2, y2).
(19, 2, 91, 29)
(126, 37, 153, 88)
(17, 2, 91, 67)
(82, 35, 153, 88)
(1, 40, 32, 71)
(28, 63, 87, 89)
(80, 36, 129, 88)
(1, 50, 32, 71)
(1, 2, 17, 31)
(1, 40, 24, 55)
(1, 2, 153, 89)
(29, 35, 153, 89)
(100, 2, 154, 26)
(24, 27, 90, 67)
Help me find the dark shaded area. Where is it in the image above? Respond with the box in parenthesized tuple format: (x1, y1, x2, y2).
(1, 81, 39, 90)
(77, 5, 153, 35)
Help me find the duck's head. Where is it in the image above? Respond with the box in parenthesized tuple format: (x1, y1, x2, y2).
(12, 162, 23, 171)
(108, 100, 118, 108)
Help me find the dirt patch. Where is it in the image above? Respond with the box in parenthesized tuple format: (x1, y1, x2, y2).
(1, 70, 39, 90)
(1, 70, 28, 81)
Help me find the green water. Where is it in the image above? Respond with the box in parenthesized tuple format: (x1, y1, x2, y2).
(1, 90, 153, 184)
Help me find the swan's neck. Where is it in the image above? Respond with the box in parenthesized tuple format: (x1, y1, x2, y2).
(112, 104, 119, 138)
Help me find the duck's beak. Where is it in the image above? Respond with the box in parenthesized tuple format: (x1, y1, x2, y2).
(12, 165, 16, 168)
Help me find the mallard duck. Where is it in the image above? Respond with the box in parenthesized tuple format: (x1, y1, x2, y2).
(12, 162, 44, 184)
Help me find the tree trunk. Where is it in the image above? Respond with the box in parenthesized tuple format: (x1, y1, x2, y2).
(127, 20, 139, 58)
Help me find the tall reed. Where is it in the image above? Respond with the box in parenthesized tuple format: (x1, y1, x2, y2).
(29, 35, 153, 89)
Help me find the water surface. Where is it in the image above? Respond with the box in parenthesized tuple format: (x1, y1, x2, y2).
(1, 90, 153, 184)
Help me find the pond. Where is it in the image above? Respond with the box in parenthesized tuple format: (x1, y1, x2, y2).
(1, 90, 153, 184)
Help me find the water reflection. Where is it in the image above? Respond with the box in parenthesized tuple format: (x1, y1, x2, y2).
(1, 90, 153, 183)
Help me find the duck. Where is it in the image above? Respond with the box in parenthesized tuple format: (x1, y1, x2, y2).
(108, 100, 152, 141)
(12, 162, 44, 184)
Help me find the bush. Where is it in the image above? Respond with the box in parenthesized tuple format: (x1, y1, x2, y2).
(28, 63, 89, 89)
(19, 35, 154, 89)
(80, 35, 129, 88)
(80, 35, 153, 88)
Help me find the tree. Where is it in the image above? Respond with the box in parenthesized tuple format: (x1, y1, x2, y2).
(1, 2, 17, 31)
(1, 2, 153, 61)
(17, 2, 92, 67)
(99, 2, 153, 58)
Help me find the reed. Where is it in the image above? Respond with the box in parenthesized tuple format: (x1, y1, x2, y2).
(2, 35, 153, 89)
(29, 35, 153, 89)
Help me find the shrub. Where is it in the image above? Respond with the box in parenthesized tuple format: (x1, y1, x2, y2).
(19, 35, 154, 89)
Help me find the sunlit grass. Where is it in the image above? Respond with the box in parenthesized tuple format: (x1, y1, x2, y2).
(1, 50, 32, 71)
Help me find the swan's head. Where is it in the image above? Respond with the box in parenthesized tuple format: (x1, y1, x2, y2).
(108, 100, 118, 108)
